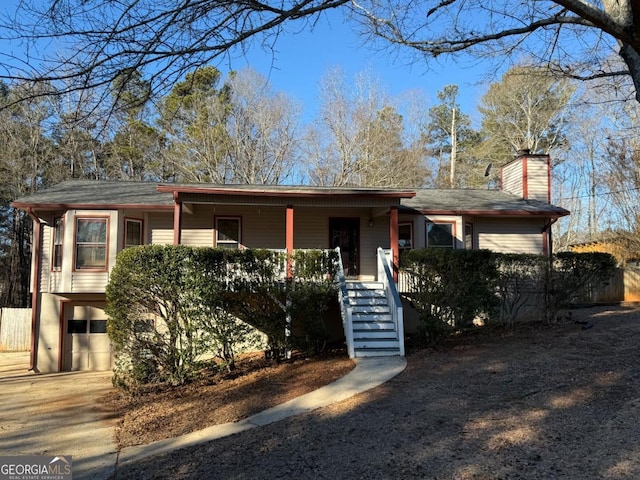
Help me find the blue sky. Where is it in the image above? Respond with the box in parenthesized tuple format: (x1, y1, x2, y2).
(0, 2, 494, 126)
(220, 10, 492, 126)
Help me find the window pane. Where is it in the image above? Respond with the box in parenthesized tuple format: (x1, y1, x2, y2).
(217, 219, 239, 242)
(53, 245, 63, 269)
(53, 217, 64, 269)
(77, 219, 106, 243)
(399, 224, 412, 249)
(89, 320, 108, 334)
(53, 217, 64, 243)
(76, 245, 106, 269)
(68, 320, 87, 334)
(427, 223, 454, 248)
(125, 220, 142, 247)
(465, 223, 473, 250)
(75, 218, 108, 269)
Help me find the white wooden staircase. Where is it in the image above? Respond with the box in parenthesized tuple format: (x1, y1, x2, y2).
(336, 247, 405, 359)
(347, 281, 402, 357)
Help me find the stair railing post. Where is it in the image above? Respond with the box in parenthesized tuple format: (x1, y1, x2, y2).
(335, 246, 355, 358)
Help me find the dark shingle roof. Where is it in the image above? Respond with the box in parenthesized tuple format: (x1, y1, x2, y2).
(12, 180, 569, 217)
(11, 180, 173, 208)
(401, 189, 569, 217)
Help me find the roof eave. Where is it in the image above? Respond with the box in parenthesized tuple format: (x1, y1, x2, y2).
(11, 202, 174, 211)
(414, 208, 570, 217)
(157, 184, 417, 199)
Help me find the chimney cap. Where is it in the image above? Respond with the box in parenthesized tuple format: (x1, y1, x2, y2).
(517, 148, 531, 156)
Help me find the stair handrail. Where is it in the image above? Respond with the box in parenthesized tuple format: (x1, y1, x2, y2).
(377, 247, 405, 356)
(334, 247, 355, 358)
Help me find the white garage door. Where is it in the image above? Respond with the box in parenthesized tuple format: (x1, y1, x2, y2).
(63, 303, 113, 371)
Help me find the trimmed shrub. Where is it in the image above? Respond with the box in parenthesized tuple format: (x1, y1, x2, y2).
(495, 253, 547, 325)
(401, 248, 500, 342)
(106, 245, 339, 389)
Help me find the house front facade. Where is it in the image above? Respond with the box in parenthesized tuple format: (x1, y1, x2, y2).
(12, 152, 569, 372)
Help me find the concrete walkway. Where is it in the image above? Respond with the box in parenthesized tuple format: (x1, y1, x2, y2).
(0, 352, 406, 479)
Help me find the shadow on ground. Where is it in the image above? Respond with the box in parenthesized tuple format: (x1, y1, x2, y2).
(113, 306, 640, 480)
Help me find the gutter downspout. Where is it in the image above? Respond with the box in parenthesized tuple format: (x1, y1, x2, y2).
(26, 208, 42, 372)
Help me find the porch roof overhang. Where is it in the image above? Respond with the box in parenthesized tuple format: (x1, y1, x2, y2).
(157, 184, 416, 207)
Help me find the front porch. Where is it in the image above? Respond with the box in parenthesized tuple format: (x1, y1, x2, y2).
(160, 184, 415, 282)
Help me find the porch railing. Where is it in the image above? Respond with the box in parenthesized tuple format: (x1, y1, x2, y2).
(334, 246, 355, 358)
(377, 247, 405, 356)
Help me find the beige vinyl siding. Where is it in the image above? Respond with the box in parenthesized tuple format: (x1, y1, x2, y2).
(70, 272, 110, 292)
(149, 212, 174, 245)
(230, 205, 285, 249)
(501, 161, 524, 197)
(526, 157, 549, 202)
(182, 208, 214, 247)
(293, 207, 330, 249)
(360, 217, 390, 279)
(476, 218, 545, 254)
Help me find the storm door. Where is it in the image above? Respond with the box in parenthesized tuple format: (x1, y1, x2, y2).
(329, 218, 360, 277)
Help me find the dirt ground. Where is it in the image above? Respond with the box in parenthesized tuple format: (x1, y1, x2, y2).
(112, 305, 640, 479)
(105, 351, 355, 448)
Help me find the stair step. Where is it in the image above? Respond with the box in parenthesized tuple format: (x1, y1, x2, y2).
(354, 348, 401, 358)
(350, 297, 388, 306)
(343, 279, 404, 359)
(353, 329, 397, 339)
(353, 312, 393, 320)
(352, 305, 391, 314)
(352, 318, 394, 328)
(353, 338, 400, 349)
(347, 289, 386, 298)
(346, 282, 384, 290)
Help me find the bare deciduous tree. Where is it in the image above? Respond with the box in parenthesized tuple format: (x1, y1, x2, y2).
(0, 1, 639, 109)
(307, 68, 427, 187)
(226, 68, 300, 184)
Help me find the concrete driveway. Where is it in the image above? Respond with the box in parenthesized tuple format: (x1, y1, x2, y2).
(0, 352, 117, 480)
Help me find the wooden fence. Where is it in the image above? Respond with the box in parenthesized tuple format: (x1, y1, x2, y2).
(582, 267, 640, 304)
(0, 308, 31, 351)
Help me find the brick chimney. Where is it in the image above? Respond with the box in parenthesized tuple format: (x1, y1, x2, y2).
(501, 150, 551, 203)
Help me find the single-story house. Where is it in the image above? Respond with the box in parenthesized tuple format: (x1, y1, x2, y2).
(12, 152, 569, 372)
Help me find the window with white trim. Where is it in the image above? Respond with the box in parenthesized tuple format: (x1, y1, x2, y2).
(75, 218, 108, 270)
(52, 215, 64, 271)
(216, 217, 241, 249)
(426, 222, 455, 248)
(124, 219, 143, 248)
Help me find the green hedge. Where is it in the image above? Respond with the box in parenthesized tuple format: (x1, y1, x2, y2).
(401, 248, 500, 341)
(106, 245, 339, 389)
(401, 249, 617, 342)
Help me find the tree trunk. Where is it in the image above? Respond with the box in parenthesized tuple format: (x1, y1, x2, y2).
(450, 106, 457, 188)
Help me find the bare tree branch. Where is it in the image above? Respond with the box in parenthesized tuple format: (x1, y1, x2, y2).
(1, 0, 640, 109)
